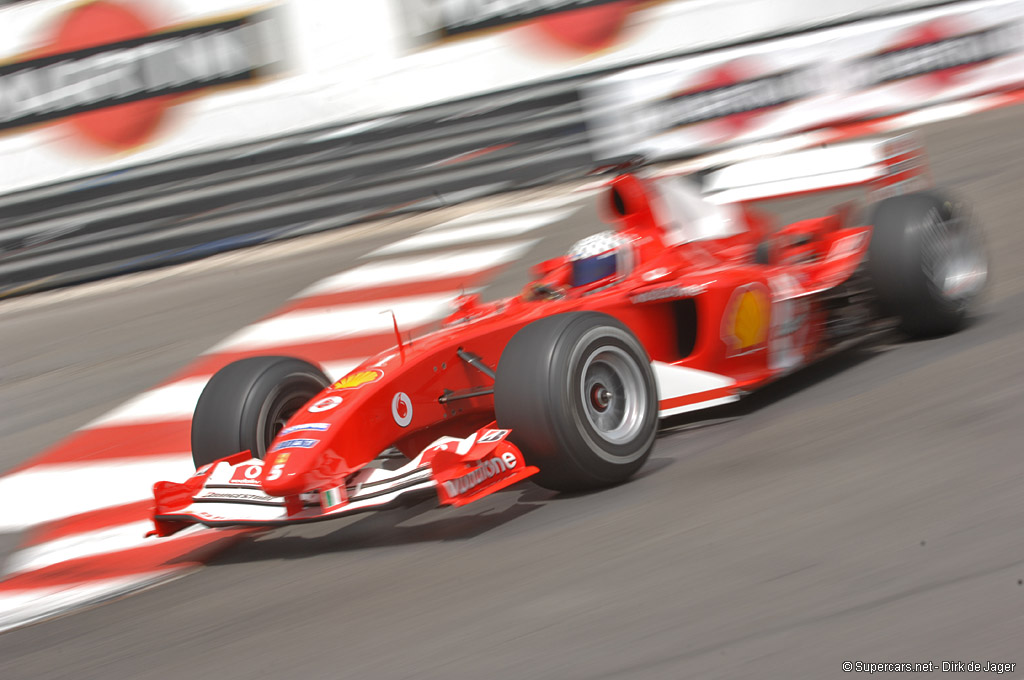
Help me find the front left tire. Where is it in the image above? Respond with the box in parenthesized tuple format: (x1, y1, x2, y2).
(190, 356, 330, 469)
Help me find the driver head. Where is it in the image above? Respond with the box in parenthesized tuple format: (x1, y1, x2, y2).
(568, 231, 632, 288)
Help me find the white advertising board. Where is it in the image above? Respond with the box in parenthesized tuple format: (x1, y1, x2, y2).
(582, 0, 1024, 159)
(0, 0, 979, 195)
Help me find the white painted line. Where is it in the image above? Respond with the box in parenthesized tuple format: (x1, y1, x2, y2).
(85, 360, 371, 433)
(371, 209, 572, 257)
(86, 376, 211, 429)
(0, 455, 194, 532)
(211, 292, 464, 353)
(85, 359, 368, 431)
(431, 195, 583, 228)
(4, 521, 198, 577)
(0, 569, 183, 634)
(299, 241, 535, 296)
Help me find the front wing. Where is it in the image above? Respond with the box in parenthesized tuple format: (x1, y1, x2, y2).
(151, 428, 537, 535)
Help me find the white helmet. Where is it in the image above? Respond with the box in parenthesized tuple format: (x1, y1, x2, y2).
(568, 231, 632, 287)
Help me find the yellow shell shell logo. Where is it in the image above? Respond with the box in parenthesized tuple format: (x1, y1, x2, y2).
(332, 369, 383, 390)
(733, 290, 768, 348)
(724, 286, 769, 354)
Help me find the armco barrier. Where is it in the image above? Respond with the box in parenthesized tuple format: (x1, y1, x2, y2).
(2, 0, 1023, 298)
(0, 80, 593, 297)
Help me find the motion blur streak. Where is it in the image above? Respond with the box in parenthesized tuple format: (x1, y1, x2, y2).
(0, 200, 573, 633)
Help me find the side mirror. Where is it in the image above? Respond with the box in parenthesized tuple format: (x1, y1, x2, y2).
(454, 293, 481, 313)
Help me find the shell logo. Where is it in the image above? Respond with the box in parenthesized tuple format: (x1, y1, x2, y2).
(332, 369, 383, 390)
(722, 284, 770, 356)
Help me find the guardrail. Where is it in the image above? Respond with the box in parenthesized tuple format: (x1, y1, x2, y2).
(0, 79, 594, 297)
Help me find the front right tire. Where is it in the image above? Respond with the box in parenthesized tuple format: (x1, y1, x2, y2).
(494, 312, 658, 492)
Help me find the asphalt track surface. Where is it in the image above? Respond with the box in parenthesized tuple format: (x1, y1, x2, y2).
(2, 105, 1024, 678)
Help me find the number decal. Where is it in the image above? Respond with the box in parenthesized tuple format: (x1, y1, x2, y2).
(266, 463, 285, 481)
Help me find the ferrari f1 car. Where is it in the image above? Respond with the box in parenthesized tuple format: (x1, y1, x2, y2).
(151, 135, 989, 535)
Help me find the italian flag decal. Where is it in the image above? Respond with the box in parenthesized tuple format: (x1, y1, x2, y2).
(320, 486, 346, 511)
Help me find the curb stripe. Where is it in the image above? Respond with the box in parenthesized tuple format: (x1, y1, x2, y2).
(299, 241, 535, 296)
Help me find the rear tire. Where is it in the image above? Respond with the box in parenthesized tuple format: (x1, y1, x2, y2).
(494, 312, 658, 492)
(191, 356, 330, 469)
(866, 191, 988, 337)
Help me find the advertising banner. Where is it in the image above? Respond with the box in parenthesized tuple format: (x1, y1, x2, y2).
(0, 3, 285, 152)
(582, 0, 1024, 159)
(0, 0, 992, 195)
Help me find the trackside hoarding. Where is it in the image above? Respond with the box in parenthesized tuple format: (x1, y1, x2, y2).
(582, 0, 1024, 160)
(0, 0, 980, 195)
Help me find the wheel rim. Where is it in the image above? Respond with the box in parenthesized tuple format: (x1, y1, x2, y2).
(579, 345, 647, 446)
(921, 205, 988, 302)
(259, 391, 316, 456)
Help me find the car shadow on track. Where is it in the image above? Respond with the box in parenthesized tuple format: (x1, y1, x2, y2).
(658, 342, 886, 438)
(209, 492, 547, 565)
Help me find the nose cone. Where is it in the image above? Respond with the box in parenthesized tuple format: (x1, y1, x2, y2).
(259, 443, 319, 497)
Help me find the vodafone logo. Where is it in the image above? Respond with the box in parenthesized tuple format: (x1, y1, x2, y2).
(229, 461, 264, 485)
(1, 1, 283, 152)
(391, 392, 413, 427)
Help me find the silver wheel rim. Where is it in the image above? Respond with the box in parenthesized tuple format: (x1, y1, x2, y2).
(921, 205, 988, 301)
(579, 345, 647, 446)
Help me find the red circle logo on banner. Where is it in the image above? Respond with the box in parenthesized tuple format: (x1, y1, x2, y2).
(525, 2, 642, 55)
(34, 1, 176, 153)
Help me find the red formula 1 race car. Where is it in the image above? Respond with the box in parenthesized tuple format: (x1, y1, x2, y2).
(151, 135, 989, 535)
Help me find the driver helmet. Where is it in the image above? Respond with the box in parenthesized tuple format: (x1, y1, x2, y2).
(568, 231, 632, 288)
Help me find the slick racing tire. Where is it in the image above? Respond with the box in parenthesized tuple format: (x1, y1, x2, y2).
(867, 191, 989, 337)
(191, 356, 330, 469)
(494, 312, 658, 492)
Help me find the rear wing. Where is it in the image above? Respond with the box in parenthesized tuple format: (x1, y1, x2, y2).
(700, 134, 930, 205)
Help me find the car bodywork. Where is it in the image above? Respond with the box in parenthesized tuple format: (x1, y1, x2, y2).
(150, 134, 942, 535)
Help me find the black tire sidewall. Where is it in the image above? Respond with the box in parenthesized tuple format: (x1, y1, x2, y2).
(191, 357, 329, 469)
(867, 191, 985, 337)
(496, 312, 658, 491)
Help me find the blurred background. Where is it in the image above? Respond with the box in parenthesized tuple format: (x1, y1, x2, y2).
(1, 1, 1024, 677)
(3, 0, 1022, 298)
